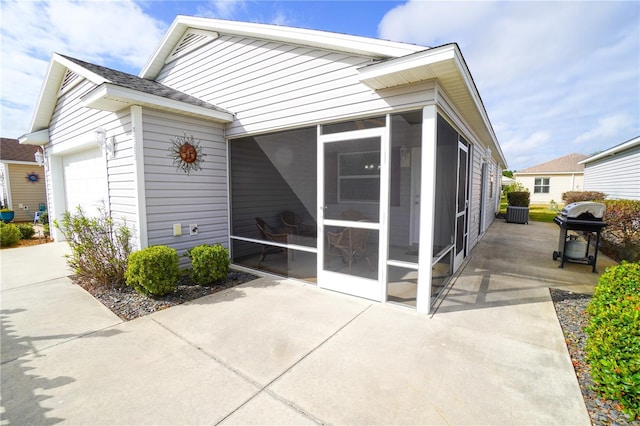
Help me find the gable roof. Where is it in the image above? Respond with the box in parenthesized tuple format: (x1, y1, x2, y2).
(140, 16, 427, 80)
(0, 138, 39, 162)
(579, 135, 640, 164)
(23, 53, 234, 139)
(517, 153, 588, 174)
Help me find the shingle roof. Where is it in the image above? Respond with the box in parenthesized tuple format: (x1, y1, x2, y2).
(517, 153, 588, 173)
(0, 138, 39, 162)
(60, 55, 232, 115)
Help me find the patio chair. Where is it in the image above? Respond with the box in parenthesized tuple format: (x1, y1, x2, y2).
(327, 226, 372, 272)
(255, 217, 290, 267)
(281, 210, 316, 237)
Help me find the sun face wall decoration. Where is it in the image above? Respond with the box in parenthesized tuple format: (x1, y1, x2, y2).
(169, 133, 207, 175)
(25, 172, 40, 183)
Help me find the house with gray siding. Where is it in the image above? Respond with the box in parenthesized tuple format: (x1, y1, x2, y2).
(579, 136, 640, 200)
(19, 16, 506, 313)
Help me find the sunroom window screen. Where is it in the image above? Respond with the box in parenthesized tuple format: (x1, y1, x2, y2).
(339, 151, 380, 202)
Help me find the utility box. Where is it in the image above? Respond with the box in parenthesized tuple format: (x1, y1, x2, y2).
(506, 206, 529, 224)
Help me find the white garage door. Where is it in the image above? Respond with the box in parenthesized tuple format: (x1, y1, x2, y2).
(63, 148, 107, 216)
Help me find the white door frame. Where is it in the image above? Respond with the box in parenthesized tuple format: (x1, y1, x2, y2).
(317, 126, 389, 301)
(453, 141, 469, 271)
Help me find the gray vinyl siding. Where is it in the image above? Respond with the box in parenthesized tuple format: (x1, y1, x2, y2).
(141, 108, 228, 261)
(156, 35, 435, 137)
(47, 78, 140, 239)
(583, 145, 640, 200)
(485, 160, 499, 226)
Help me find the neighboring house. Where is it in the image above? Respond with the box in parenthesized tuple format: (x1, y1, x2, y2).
(514, 153, 588, 204)
(579, 136, 640, 200)
(0, 138, 46, 222)
(19, 16, 506, 313)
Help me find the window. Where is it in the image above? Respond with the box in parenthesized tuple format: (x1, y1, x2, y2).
(534, 177, 550, 193)
(338, 151, 380, 202)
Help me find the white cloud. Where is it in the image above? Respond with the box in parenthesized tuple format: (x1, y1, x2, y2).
(574, 113, 634, 145)
(379, 0, 640, 169)
(0, 0, 167, 138)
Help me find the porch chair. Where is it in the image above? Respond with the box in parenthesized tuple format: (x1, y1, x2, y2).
(255, 217, 290, 267)
(326, 225, 372, 272)
(281, 210, 316, 237)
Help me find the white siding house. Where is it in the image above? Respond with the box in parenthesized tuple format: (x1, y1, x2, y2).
(19, 16, 506, 314)
(514, 153, 587, 205)
(580, 136, 640, 200)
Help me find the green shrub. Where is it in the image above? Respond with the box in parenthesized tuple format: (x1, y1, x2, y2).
(125, 246, 179, 296)
(502, 181, 526, 198)
(585, 261, 640, 419)
(17, 223, 35, 240)
(185, 244, 230, 285)
(600, 199, 640, 262)
(0, 222, 21, 247)
(507, 191, 530, 207)
(55, 206, 133, 288)
(562, 191, 607, 204)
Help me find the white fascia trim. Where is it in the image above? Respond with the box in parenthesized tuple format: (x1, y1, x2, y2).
(141, 16, 426, 79)
(18, 129, 50, 145)
(28, 54, 108, 133)
(82, 83, 235, 123)
(357, 45, 456, 85)
(579, 135, 640, 164)
(53, 53, 108, 85)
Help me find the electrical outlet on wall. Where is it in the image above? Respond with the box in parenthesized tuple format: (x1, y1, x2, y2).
(189, 224, 198, 236)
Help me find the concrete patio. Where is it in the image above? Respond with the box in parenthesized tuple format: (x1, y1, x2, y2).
(0, 219, 617, 425)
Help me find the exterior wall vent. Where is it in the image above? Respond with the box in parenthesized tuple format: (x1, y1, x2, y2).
(167, 30, 219, 63)
(58, 69, 81, 96)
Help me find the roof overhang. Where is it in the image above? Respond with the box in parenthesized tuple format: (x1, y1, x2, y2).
(579, 135, 640, 164)
(18, 129, 50, 146)
(82, 83, 234, 123)
(28, 53, 108, 133)
(358, 44, 506, 168)
(140, 16, 427, 79)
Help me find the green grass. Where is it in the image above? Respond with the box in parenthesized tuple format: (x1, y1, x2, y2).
(500, 198, 560, 223)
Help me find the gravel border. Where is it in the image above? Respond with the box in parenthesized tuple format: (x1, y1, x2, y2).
(74, 269, 258, 321)
(550, 289, 639, 425)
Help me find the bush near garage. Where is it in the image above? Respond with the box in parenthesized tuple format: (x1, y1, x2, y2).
(0, 222, 21, 247)
(184, 244, 231, 285)
(16, 223, 35, 240)
(55, 206, 133, 288)
(125, 246, 179, 297)
(585, 261, 640, 419)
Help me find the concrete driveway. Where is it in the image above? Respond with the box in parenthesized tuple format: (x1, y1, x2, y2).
(0, 220, 616, 425)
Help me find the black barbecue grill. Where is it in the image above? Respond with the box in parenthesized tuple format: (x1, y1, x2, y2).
(552, 201, 607, 272)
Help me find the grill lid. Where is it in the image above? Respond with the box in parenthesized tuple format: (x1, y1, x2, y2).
(561, 201, 606, 219)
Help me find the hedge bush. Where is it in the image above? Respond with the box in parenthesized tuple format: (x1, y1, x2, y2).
(507, 191, 530, 207)
(125, 246, 179, 297)
(0, 222, 21, 247)
(55, 206, 133, 288)
(601, 199, 640, 262)
(585, 261, 640, 419)
(562, 191, 607, 204)
(17, 223, 35, 240)
(185, 244, 230, 285)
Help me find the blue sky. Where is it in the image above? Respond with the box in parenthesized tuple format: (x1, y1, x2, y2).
(1, 0, 638, 170)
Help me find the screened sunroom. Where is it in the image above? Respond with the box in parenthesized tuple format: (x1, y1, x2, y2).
(229, 107, 475, 313)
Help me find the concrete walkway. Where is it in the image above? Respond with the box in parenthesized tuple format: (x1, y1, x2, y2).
(0, 220, 617, 425)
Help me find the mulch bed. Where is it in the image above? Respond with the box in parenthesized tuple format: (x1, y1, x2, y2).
(74, 270, 258, 321)
(550, 289, 639, 425)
